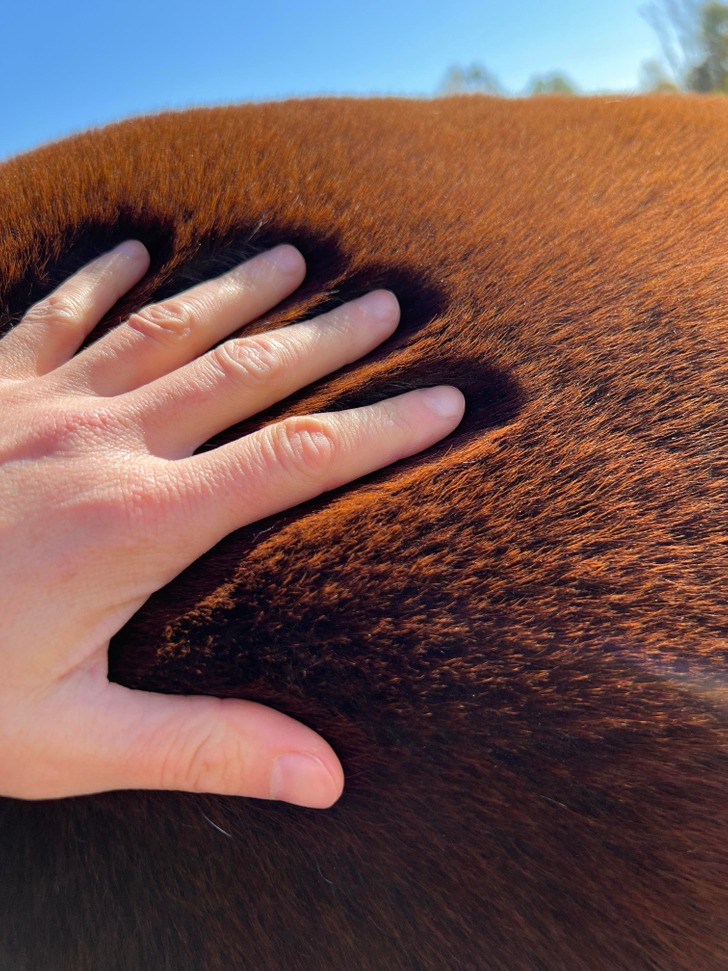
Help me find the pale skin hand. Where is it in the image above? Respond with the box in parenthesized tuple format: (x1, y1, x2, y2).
(0, 241, 465, 808)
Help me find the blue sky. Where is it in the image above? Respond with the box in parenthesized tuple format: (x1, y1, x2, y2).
(2, 0, 661, 161)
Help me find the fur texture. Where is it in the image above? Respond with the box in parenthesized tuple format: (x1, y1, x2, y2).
(0, 95, 726, 970)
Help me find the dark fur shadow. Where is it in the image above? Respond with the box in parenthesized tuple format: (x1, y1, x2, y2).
(0, 211, 177, 333)
(2, 220, 525, 687)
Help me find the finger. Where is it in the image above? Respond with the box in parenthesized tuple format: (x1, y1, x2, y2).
(51, 245, 306, 397)
(16, 674, 343, 804)
(131, 290, 400, 458)
(0, 241, 150, 380)
(169, 386, 466, 559)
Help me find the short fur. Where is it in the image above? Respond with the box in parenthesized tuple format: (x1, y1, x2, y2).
(0, 96, 726, 970)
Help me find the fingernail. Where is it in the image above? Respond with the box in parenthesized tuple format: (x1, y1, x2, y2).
(420, 385, 465, 419)
(269, 753, 339, 808)
(357, 290, 399, 321)
(263, 244, 304, 275)
(113, 240, 148, 262)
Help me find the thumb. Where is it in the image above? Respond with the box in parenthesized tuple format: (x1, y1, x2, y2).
(30, 674, 344, 806)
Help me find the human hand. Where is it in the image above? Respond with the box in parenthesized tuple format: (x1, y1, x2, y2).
(0, 241, 465, 807)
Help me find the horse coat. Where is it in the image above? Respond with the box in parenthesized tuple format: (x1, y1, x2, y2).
(0, 95, 726, 970)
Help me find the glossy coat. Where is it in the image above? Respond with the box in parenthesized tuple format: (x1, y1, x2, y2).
(0, 96, 726, 970)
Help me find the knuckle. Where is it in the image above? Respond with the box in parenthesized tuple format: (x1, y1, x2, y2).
(24, 403, 120, 455)
(266, 416, 337, 484)
(159, 710, 241, 793)
(112, 463, 178, 530)
(127, 299, 196, 344)
(68, 462, 176, 543)
(16, 404, 165, 515)
(24, 292, 82, 330)
(214, 334, 288, 386)
(382, 398, 417, 437)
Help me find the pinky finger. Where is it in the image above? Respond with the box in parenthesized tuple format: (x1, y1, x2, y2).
(0, 241, 150, 381)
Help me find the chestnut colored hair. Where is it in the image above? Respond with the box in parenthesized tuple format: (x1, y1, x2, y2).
(0, 96, 726, 970)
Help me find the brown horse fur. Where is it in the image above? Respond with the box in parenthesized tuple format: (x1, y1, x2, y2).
(0, 95, 726, 970)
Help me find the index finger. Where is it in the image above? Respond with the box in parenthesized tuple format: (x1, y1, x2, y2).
(164, 386, 466, 567)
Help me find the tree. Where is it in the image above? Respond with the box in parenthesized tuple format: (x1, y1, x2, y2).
(690, 2, 728, 89)
(526, 72, 579, 95)
(438, 64, 503, 96)
(641, 1, 728, 91)
(639, 58, 680, 90)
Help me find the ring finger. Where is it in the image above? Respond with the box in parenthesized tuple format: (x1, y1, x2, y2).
(50, 244, 306, 397)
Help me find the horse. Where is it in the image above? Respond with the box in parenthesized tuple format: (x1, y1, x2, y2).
(0, 94, 726, 970)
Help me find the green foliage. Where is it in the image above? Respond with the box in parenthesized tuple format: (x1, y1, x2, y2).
(437, 1, 728, 98)
(438, 64, 503, 95)
(437, 64, 578, 98)
(639, 58, 681, 90)
(641, 0, 728, 91)
(526, 72, 579, 95)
